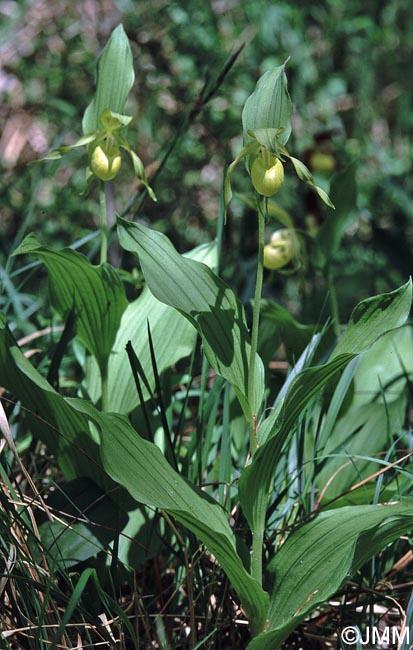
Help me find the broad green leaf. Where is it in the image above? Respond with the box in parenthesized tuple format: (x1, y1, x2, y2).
(13, 234, 127, 376)
(0, 312, 120, 492)
(316, 326, 412, 501)
(315, 164, 357, 269)
(332, 279, 412, 359)
(85, 242, 217, 413)
(242, 62, 292, 149)
(82, 24, 135, 135)
(117, 218, 264, 421)
(239, 282, 412, 542)
(93, 406, 269, 635)
(0, 314, 269, 631)
(239, 354, 353, 532)
(247, 501, 413, 649)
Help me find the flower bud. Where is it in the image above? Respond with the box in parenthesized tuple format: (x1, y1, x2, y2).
(251, 155, 284, 197)
(263, 229, 297, 270)
(90, 143, 122, 181)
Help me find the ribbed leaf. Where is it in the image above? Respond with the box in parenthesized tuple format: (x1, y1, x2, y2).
(247, 501, 413, 649)
(239, 354, 353, 532)
(82, 24, 134, 135)
(13, 234, 127, 376)
(0, 312, 118, 491)
(117, 218, 264, 421)
(91, 405, 270, 635)
(239, 281, 412, 542)
(85, 242, 216, 413)
(242, 61, 292, 150)
(332, 279, 412, 359)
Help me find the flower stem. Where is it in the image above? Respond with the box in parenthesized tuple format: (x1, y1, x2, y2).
(99, 180, 108, 265)
(251, 525, 264, 585)
(247, 199, 265, 456)
(327, 266, 340, 338)
(101, 366, 109, 412)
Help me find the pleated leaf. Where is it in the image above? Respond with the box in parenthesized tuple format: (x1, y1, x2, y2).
(247, 501, 413, 649)
(96, 406, 269, 635)
(85, 242, 216, 413)
(117, 218, 264, 421)
(331, 279, 412, 359)
(0, 312, 118, 490)
(82, 24, 134, 135)
(13, 234, 127, 375)
(239, 281, 412, 539)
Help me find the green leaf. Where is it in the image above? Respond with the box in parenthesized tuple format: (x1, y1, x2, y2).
(93, 406, 270, 635)
(0, 312, 122, 492)
(85, 242, 217, 414)
(117, 218, 264, 421)
(316, 326, 412, 501)
(242, 61, 292, 149)
(13, 234, 127, 376)
(247, 501, 413, 649)
(239, 354, 354, 533)
(0, 316, 269, 630)
(239, 282, 412, 547)
(331, 279, 412, 359)
(82, 24, 135, 135)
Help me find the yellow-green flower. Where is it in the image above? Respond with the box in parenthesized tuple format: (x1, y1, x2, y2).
(224, 61, 334, 219)
(263, 229, 301, 270)
(35, 108, 156, 200)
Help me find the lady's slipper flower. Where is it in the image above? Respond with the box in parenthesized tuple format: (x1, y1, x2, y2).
(263, 228, 301, 271)
(35, 108, 156, 200)
(224, 61, 334, 218)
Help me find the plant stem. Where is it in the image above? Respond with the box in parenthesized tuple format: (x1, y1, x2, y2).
(99, 180, 107, 265)
(247, 200, 265, 456)
(327, 266, 340, 338)
(101, 366, 109, 412)
(251, 525, 264, 585)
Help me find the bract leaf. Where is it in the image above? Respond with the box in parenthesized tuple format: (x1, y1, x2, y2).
(82, 24, 135, 135)
(242, 61, 292, 149)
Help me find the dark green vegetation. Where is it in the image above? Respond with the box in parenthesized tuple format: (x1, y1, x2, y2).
(1, 2, 412, 649)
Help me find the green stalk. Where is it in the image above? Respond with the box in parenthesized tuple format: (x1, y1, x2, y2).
(99, 180, 108, 265)
(101, 365, 109, 412)
(251, 525, 264, 586)
(327, 265, 340, 338)
(248, 198, 266, 585)
(247, 199, 265, 456)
